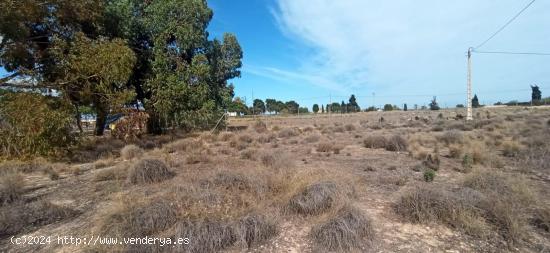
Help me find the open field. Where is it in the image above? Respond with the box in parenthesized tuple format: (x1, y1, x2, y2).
(1, 107, 550, 252)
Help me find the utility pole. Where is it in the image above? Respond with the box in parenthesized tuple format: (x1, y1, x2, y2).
(467, 47, 473, 120)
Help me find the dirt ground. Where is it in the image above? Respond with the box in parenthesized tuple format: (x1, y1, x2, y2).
(1, 107, 549, 253)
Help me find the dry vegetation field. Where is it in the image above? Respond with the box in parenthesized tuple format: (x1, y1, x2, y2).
(1, 107, 550, 252)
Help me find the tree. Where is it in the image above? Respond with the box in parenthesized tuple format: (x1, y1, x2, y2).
(472, 94, 480, 108)
(228, 97, 248, 115)
(330, 102, 341, 113)
(456, 104, 465, 108)
(429, 97, 440, 110)
(312, 104, 319, 113)
(404, 104, 408, 111)
(341, 101, 346, 113)
(348, 94, 360, 112)
(531, 85, 542, 104)
(366, 106, 377, 112)
(252, 99, 265, 114)
(321, 104, 325, 113)
(266, 99, 277, 114)
(383, 104, 393, 111)
(285, 101, 299, 114)
(298, 107, 309, 114)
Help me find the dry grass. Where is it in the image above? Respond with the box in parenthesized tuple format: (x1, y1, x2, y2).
(120, 144, 144, 160)
(253, 120, 268, 133)
(127, 159, 175, 184)
(94, 166, 127, 182)
(1, 200, 79, 237)
(501, 140, 522, 157)
(0, 170, 25, 206)
(303, 134, 321, 143)
(260, 151, 294, 170)
(316, 142, 343, 154)
(363, 136, 387, 149)
(278, 128, 299, 138)
(286, 181, 339, 216)
(310, 205, 374, 252)
(364, 135, 407, 152)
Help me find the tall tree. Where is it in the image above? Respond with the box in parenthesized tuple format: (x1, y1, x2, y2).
(348, 94, 360, 112)
(265, 99, 277, 114)
(429, 96, 440, 110)
(531, 85, 542, 104)
(252, 99, 265, 114)
(341, 101, 346, 113)
(472, 94, 480, 108)
(312, 104, 319, 113)
(321, 104, 325, 113)
(404, 103, 408, 111)
(285, 100, 299, 114)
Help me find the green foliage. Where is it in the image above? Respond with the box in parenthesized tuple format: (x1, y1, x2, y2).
(429, 97, 440, 110)
(312, 104, 319, 113)
(365, 106, 377, 112)
(472, 95, 480, 108)
(383, 104, 393, 111)
(348, 95, 360, 112)
(462, 154, 474, 170)
(531, 85, 542, 104)
(404, 104, 408, 111)
(0, 92, 76, 158)
(456, 104, 465, 108)
(252, 99, 266, 114)
(423, 169, 436, 182)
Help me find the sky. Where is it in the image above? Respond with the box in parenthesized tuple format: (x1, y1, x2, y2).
(207, 0, 550, 109)
(2, 0, 549, 110)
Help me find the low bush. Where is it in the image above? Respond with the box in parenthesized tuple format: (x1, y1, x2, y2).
(385, 135, 408, 152)
(363, 136, 387, 149)
(253, 120, 268, 133)
(260, 151, 293, 170)
(310, 205, 374, 252)
(278, 128, 299, 138)
(423, 169, 436, 182)
(286, 181, 339, 216)
(127, 159, 175, 184)
(0, 170, 25, 206)
(120, 144, 144, 160)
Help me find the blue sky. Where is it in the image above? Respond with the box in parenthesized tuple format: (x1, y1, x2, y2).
(208, 0, 550, 109)
(2, 0, 549, 109)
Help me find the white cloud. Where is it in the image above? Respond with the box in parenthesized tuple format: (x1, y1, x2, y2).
(271, 0, 550, 104)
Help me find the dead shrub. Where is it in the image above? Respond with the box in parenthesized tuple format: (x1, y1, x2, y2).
(278, 128, 299, 138)
(94, 157, 115, 169)
(0, 170, 25, 206)
(286, 181, 339, 216)
(310, 205, 374, 252)
(438, 130, 464, 145)
(127, 159, 175, 184)
(238, 134, 254, 143)
(253, 120, 268, 133)
(42, 165, 59, 180)
(94, 166, 127, 182)
(385, 135, 408, 152)
(304, 134, 321, 143)
(257, 133, 276, 144)
(394, 185, 490, 237)
(173, 214, 278, 252)
(449, 144, 464, 159)
(501, 140, 522, 157)
(229, 137, 248, 151)
(260, 151, 293, 169)
(163, 139, 204, 153)
(532, 208, 550, 232)
(1, 200, 79, 237)
(344, 124, 356, 131)
(363, 136, 387, 149)
(120, 144, 144, 160)
(220, 132, 235, 142)
(186, 151, 211, 164)
(234, 213, 279, 248)
(240, 149, 258, 161)
(316, 142, 343, 154)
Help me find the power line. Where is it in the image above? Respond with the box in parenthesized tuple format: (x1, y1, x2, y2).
(473, 50, 550, 56)
(474, 0, 536, 49)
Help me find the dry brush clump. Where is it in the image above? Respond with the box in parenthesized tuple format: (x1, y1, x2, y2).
(364, 134, 408, 152)
(260, 151, 294, 170)
(1, 199, 79, 237)
(120, 144, 144, 160)
(127, 159, 175, 184)
(310, 205, 374, 252)
(278, 127, 299, 138)
(0, 170, 25, 206)
(286, 181, 340, 216)
(316, 142, 344, 154)
(395, 169, 542, 245)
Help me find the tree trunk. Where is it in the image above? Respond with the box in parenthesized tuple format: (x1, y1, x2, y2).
(95, 108, 107, 136)
(74, 104, 83, 134)
(146, 111, 163, 135)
